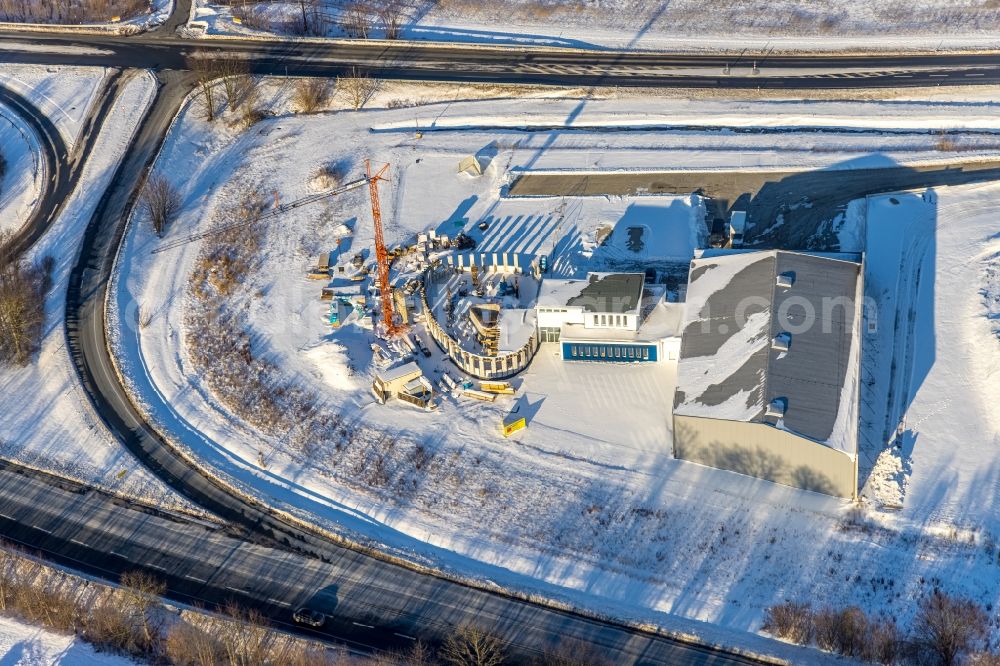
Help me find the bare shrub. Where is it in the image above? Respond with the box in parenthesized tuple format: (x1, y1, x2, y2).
(910, 591, 989, 666)
(218, 600, 274, 666)
(762, 601, 813, 645)
(861, 616, 900, 665)
(310, 162, 344, 191)
(811, 605, 867, 657)
(231, 2, 271, 30)
(338, 67, 380, 110)
(440, 624, 506, 666)
(166, 617, 225, 665)
(141, 174, 182, 237)
(292, 78, 332, 113)
(0, 0, 148, 23)
(533, 638, 613, 665)
(81, 594, 139, 654)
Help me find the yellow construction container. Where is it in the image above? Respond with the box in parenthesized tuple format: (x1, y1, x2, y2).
(502, 413, 526, 437)
(480, 381, 514, 395)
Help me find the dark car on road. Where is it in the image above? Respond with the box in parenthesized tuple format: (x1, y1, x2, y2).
(292, 608, 326, 627)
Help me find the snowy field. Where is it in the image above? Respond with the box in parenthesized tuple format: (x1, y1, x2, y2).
(0, 101, 41, 235)
(0, 614, 139, 665)
(192, 0, 1000, 51)
(0, 66, 204, 516)
(110, 80, 1000, 652)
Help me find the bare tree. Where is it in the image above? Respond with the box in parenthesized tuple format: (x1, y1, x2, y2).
(342, 1, 374, 38)
(0, 233, 51, 366)
(141, 175, 182, 237)
(439, 625, 506, 666)
(292, 77, 332, 113)
(189, 54, 221, 121)
(337, 67, 380, 110)
(214, 53, 253, 111)
(120, 570, 166, 651)
(376, 0, 404, 39)
(911, 591, 989, 666)
(761, 601, 813, 645)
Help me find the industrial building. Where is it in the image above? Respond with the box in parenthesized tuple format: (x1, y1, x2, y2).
(672, 251, 863, 498)
(536, 272, 683, 363)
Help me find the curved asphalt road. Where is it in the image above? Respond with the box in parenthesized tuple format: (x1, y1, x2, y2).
(1, 70, 128, 259)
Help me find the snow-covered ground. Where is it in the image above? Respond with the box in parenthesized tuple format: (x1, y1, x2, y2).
(0, 101, 41, 235)
(0, 615, 140, 665)
(110, 80, 1000, 653)
(192, 0, 1000, 51)
(0, 65, 110, 150)
(0, 66, 205, 516)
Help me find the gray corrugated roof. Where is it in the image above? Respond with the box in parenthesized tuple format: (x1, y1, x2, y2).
(674, 251, 861, 450)
(567, 273, 644, 314)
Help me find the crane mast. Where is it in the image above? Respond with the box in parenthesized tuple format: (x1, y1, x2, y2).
(366, 160, 400, 336)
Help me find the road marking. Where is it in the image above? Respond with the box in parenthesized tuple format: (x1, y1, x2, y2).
(929, 74, 949, 78)
(185, 575, 207, 584)
(965, 73, 985, 77)
(394, 632, 417, 641)
(352, 622, 375, 629)
(893, 75, 913, 78)
(69, 538, 87, 547)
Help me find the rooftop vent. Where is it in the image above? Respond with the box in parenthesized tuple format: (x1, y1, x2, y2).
(776, 272, 795, 289)
(772, 332, 791, 352)
(765, 398, 787, 419)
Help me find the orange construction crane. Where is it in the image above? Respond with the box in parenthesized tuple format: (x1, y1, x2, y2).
(366, 160, 402, 336)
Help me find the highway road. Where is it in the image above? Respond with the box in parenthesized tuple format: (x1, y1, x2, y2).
(0, 456, 776, 664)
(2, 11, 996, 664)
(0, 28, 998, 89)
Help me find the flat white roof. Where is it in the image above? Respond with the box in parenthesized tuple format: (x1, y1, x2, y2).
(378, 361, 422, 383)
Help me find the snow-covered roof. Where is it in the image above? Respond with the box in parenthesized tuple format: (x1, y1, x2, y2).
(537, 273, 644, 314)
(673, 251, 862, 455)
(377, 361, 423, 384)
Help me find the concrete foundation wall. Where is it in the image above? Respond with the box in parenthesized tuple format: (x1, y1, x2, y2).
(673, 415, 857, 499)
